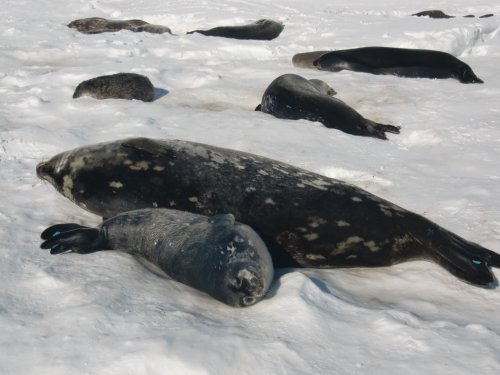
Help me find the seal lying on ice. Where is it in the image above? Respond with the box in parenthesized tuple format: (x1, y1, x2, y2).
(312, 47, 484, 84)
(68, 17, 172, 34)
(73, 73, 155, 102)
(256, 74, 400, 140)
(36, 138, 500, 287)
(187, 19, 284, 40)
(40, 209, 273, 307)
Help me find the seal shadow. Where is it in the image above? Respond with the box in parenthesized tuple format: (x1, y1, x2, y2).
(265, 268, 334, 300)
(154, 88, 169, 101)
(308, 276, 333, 294)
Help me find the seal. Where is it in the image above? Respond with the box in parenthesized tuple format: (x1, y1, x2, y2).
(73, 73, 155, 102)
(187, 19, 284, 40)
(411, 11, 494, 19)
(411, 10, 455, 19)
(40, 208, 273, 307)
(256, 74, 400, 140)
(67, 17, 172, 34)
(36, 138, 500, 287)
(312, 47, 484, 84)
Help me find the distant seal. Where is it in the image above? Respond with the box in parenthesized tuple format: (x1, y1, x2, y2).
(40, 209, 273, 307)
(256, 74, 400, 140)
(412, 10, 455, 19)
(313, 47, 484, 84)
(73, 73, 155, 102)
(37, 138, 500, 287)
(67, 17, 172, 34)
(187, 19, 284, 40)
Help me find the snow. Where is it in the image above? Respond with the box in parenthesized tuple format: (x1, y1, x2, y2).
(1, 0, 500, 373)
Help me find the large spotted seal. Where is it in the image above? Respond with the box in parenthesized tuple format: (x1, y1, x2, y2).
(256, 74, 400, 140)
(36, 138, 500, 287)
(301, 47, 483, 83)
(187, 19, 284, 40)
(40, 208, 273, 307)
(68, 17, 172, 34)
(73, 73, 155, 102)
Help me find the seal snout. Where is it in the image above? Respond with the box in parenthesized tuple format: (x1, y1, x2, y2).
(228, 268, 265, 306)
(36, 160, 54, 180)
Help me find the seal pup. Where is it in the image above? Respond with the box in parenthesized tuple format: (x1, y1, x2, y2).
(313, 47, 484, 84)
(73, 73, 155, 102)
(67, 17, 172, 34)
(40, 209, 273, 307)
(36, 138, 500, 287)
(256, 74, 400, 140)
(187, 19, 284, 40)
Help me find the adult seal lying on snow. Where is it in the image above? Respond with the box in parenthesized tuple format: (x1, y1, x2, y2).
(411, 10, 455, 19)
(187, 19, 284, 40)
(411, 10, 494, 19)
(68, 17, 172, 34)
(255, 74, 400, 140)
(40, 209, 273, 307)
(73, 73, 155, 102)
(310, 47, 484, 84)
(36, 138, 500, 287)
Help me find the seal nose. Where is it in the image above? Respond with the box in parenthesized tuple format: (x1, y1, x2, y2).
(232, 274, 260, 293)
(229, 268, 264, 307)
(36, 160, 53, 180)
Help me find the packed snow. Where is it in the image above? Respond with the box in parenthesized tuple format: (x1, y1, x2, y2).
(1, 0, 500, 374)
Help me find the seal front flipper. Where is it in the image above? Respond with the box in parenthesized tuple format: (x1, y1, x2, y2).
(40, 225, 105, 255)
(40, 223, 87, 240)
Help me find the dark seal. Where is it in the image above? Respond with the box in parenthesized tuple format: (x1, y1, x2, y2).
(73, 73, 155, 102)
(40, 209, 273, 307)
(68, 17, 172, 34)
(256, 74, 400, 140)
(312, 47, 484, 84)
(411, 10, 455, 19)
(187, 19, 284, 40)
(36, 138, 500, 287)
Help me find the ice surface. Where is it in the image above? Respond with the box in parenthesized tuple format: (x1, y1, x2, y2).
(1, 0, 499, 374)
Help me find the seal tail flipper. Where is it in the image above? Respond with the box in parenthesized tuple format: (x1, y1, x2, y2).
(378, 124, 401, 135)
(40, 224, 105, 255)
(424, 227, 499, 287)
(366, 121, 401, 140)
